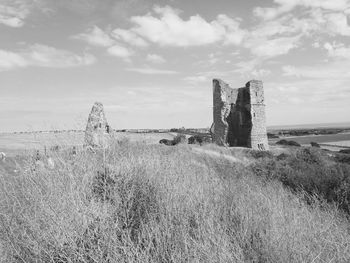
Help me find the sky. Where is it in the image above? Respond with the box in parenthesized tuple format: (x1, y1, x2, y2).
(1, 0, 350, 132)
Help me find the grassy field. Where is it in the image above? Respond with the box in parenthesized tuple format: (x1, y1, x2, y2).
(1, 139, 350, 262)
(2, 130, 350, 157)
(0, 132, 174, 156)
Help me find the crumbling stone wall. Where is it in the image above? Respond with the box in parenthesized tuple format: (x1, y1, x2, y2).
(247, 80, 269, 151)
(211, 79, 269, 150)
(85, 102, 111, 148)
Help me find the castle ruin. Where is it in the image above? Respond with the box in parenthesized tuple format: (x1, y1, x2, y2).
(211, 79, 269, 151)
(85, 102, 111, 148)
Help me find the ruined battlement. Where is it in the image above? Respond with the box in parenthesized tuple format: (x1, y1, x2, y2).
(211, 79, 269, 151)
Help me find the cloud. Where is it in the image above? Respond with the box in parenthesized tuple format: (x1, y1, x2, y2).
(127, 67, 178, 74)
(73, 26, 135, 61)
(107, 44, 134, 59)
(324, 42, 350, 59)
(0, 0, 31, 27)
(324, 12, 350, 36)
(216, 14, 246, 45)
(26, 44, 96, 67)
(0, 15, 25, 27)
(254, 0, 350, 20)
(73, 5, 306, 62)
(251, 14, 310, 39)
(0, 44, 95, 71)
(231, 57, 272, 78)
(282, 61, 350, 79)
(253, 0, 350, 40)
(266, 78, 350, 109)
(0, 50, 28, 70)
(183, 75, 208, 85)
(251, 69, 271, 78)
(146, 54, 166, 64)
(253, 6, 292, 21)
(73, 26, 114, 47)
(232, 58, 262, 74)
(282, 43, 350, 81)
(115, 5, 246, 47)
(112, 28, 149, 47)
(245, 35, 301, 58)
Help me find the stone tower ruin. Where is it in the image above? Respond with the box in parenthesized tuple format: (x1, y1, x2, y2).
(85, 102, 111, 148)
(211, 79, 269, 150)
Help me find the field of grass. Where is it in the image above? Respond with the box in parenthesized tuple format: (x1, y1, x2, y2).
(0, 132, 174, 156)
(1, 139, 350, 262)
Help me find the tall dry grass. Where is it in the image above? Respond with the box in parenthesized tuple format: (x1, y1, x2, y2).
(1, 140, 350, 262)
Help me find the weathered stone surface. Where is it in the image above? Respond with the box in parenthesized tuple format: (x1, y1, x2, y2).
(85, 102, 111, 148)
(211, 79, 269, 151)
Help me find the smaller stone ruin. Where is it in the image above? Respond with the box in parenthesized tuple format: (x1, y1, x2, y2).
(211, 79, 269, 151)
(85, 102, 112, 148)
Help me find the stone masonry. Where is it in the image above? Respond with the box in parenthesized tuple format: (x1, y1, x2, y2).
(85, 102, 111, 148)
(211, 79, 269, 150)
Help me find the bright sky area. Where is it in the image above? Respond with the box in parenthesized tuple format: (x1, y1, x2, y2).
(1, 0, 350, 132)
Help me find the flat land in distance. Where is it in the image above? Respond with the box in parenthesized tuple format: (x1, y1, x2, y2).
(268, 122, 350, 130)
(2, 127, 350, 156)
(0, 132, 174, 156)
(270, 133, 350, 148)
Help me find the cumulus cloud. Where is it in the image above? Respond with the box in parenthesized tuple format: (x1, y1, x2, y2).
(245, 0, 349, 59)
(254, 0, 350, 20)
(107, 44, 134, 60)
(116, 5, 246, 47)
(0, 44, 95, 71)
(253, 0, 350, 39)
(113, 5, 305, 59)
(324, 42, 350, 59)
(324, 12, 350, 36)
(215, 14, 246, 45)
(112, 28, 149, 47)
(73, 26, 114, 47)
(0, 1, 31, 27)
(253, 4, 295, 21)
(73, 5, 309, 61)
(0, 50, 28, 70)
(73, 26, 135, 61)
(146, 54, 166, 64)
(245, 35, 301, 58)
